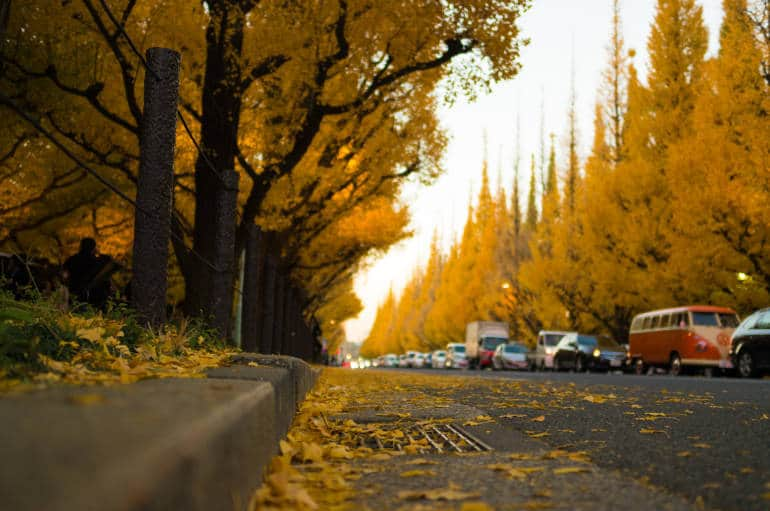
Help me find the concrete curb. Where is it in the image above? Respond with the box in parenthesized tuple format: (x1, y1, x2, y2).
(0, 355, 318, 511)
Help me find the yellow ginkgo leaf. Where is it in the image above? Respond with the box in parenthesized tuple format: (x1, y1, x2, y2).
(553, 466, 590, 475)
(400, 469, 437, 478)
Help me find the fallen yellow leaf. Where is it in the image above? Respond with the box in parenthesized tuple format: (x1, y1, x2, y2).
(406, 458, 439, 465)
(553, 466, 590, 475)
(460, 502, 494, 511)
(397, 483, 480, 501)
(531, 415, 546, 422)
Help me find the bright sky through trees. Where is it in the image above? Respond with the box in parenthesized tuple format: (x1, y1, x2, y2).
(345, 0, 725, 343)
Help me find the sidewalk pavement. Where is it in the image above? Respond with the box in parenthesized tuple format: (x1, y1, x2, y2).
(0, 354, 317, 511)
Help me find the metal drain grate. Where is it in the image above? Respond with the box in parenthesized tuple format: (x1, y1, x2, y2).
(356, 423, 493, 454)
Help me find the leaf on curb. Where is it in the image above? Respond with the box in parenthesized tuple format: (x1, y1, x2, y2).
(553, 466, 590, 475)
(531, 415, 546, 422)
(400, 469, 437, 478)
(639, 428, 665, 434)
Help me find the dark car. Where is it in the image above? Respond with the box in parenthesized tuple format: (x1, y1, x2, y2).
(552, 334, 627, 372)
(730, 308, 770, 378)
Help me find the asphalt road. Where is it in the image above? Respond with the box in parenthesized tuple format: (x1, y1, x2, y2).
(385, 368, 770, 510)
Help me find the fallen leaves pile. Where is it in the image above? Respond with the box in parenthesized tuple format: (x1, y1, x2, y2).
(0, 296, 235, 391)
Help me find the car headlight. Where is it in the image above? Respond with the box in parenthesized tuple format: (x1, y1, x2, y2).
(593, 349, 601, 358)
(545, 347, 554, 355)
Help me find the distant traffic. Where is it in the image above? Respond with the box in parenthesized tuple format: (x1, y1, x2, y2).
(366, 306, 770, 378)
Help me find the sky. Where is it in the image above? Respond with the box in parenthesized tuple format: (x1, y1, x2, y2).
(344, 0, 726, 344)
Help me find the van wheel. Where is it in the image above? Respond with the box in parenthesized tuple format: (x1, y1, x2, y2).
(703, 367, 714, 378)
(669, 353, 682, 376)
(737, 349, 757, 378)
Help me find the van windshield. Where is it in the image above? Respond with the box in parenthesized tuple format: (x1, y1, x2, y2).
(691, 312, 719, 326)
(718, 313, 739, 328)
(504, 344, 528, 353)
(450, 345, 466, 353)
(577, 335, 598, 347)
(482, 337, 507, 350)
(544, 334, 565, 346)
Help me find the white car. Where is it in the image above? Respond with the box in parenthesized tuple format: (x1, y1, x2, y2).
(529, 330, 576, 370)
(431, 350, 447, 368)
(445, 343, 468, 369)
(492, 342, 531, 370)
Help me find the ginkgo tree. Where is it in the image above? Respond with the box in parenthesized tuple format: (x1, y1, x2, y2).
(1, 0, 531, 338)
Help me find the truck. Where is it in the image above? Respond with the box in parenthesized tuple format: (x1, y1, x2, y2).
(465, 321, 509, 369)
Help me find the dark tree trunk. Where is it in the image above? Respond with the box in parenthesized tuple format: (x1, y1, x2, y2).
(259, 254, 277, 353)
(241, 224, 264, 352)
(183, 1, 246, 339)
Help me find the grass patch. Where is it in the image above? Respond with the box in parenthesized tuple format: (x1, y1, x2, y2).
(0, 292, 236, 392)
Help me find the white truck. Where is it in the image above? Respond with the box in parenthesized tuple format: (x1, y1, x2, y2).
(465, 321, 509, 369)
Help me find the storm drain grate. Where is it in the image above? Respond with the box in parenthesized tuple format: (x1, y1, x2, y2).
(355, 422, 493, 454)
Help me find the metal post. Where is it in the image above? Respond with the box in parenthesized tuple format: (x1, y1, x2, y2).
(241, 224, 264, 352)
(132, 48, 180, 328)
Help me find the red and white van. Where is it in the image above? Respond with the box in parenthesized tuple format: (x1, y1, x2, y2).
(628, 306, 739, 375)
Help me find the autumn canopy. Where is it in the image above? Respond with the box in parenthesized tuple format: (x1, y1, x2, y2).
(0, 0, 530, 346)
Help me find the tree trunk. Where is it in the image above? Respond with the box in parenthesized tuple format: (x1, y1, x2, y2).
(183, 1, 246, 339)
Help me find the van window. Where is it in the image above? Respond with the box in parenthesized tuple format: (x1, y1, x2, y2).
(641, 317, 651, 330)
(630, 317, 641, 332)
(659, 314, 671, 328)
(650, 315, 660, 329)
(691, 312, 719, 326)
(674, 312, 688, 328)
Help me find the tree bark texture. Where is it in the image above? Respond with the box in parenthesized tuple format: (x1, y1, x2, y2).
(184, 2, 245, 337)
(132, 48, 179, 328)
(240, 223, 264, 352)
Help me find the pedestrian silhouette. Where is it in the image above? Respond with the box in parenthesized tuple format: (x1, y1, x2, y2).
(63, 238, 119, 310)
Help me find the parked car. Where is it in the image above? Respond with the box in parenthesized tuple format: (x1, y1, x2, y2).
(730, 308, 770, 378)
(445, 343, 469, 369)
(398, 354, 409, 368)
(424, 352, 433, 368)
(529, 330, 575, 370)
(629, 306, 738, 376)
(383, 354, 399, 368)
(492, 342, 530, 370)
(552, 334, 627, 372)
(431, 350, 447, 369)
(406, 351, 427, 368)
